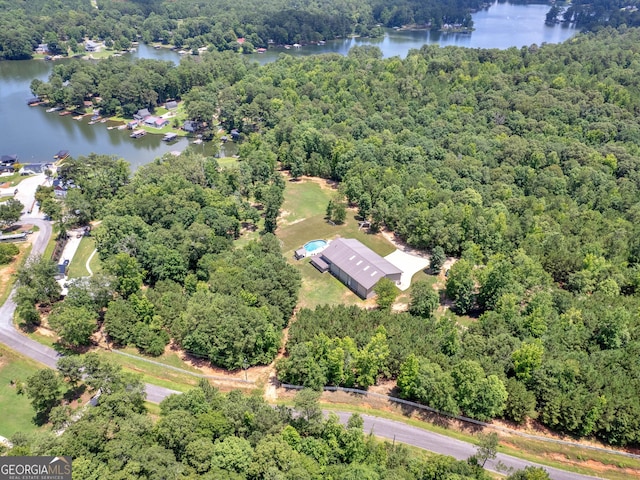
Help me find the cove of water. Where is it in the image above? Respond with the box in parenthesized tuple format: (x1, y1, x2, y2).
(0, 2, 576, 169)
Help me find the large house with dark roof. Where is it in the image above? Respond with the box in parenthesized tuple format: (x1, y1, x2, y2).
(312, 238, 402, 299)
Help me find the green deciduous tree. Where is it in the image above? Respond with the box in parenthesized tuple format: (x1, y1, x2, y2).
(375, 278, 397, 311)
(446, 259, 475, 314)
(409, 281, 440, 318)
(25, 369, 64, 422)
(0, 198, 24, 229)
(48, 304, 98, 347)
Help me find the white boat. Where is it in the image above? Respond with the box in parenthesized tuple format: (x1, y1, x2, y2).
(46, 106, 62, 113)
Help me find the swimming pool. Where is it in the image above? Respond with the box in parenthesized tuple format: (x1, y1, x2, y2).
(304, 239, 328, 254)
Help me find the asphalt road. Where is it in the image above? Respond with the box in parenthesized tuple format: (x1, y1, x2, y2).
(332, 412, 602, 480)
(0, 206, 602, 480)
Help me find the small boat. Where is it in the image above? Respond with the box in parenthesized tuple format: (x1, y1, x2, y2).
(318, 40, 326, 45)
(46, 106, 62, 113)
(90, 114, 101, 121)
(54, 150, 69, 160)
(117, 125, 127, 130)
(130, 129, 146, 138)
(73, 115, 84, 120)
(163, 132, 178, 142)
(284, 45, 291, 49)
(58, 111, 72, 116)
(88, 120, 97, 125)
(100, 119, 107, 123)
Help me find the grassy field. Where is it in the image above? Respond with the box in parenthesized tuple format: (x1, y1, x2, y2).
(42, 226, 60, 261)
(67, 237, 99, 278)
(0, 345, 43, 436)
(217, 157, 240, 168)
(273, 178, 415, 308)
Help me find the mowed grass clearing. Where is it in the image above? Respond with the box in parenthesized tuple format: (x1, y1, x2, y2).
(276, 177, 397, 308)
(0, 345, 43, 436)
(67, 237, 100, 278)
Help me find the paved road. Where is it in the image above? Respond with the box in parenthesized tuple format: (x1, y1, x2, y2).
(0, 204, 601, 480)
(331, 412, 602, 480)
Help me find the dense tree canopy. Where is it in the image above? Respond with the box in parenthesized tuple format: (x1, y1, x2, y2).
(1, 0, 486, 60)
(10, 357, 518, 479)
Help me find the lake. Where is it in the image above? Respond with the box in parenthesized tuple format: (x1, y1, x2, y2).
(0, 2, 576, 169)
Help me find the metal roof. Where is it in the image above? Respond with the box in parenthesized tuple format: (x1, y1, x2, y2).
(321, 238, 401, 290)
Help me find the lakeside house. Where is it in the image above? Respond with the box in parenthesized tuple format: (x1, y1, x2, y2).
(85, 40, 99, 52)
(183, 120, 199, 133)
(134, 108, 151, 121)
(35, 43, 50, 54)
(1, 154, 18, 165)
(20, 163, 50, 175)
(310, 238, 402, 299)
(53, 179, 68, 197)
(144, 116, 169, 128)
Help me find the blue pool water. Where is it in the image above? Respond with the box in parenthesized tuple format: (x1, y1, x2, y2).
(304, 240, 327, 253)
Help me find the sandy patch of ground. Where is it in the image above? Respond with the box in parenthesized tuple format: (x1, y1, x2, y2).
(281, 172, 339, 191)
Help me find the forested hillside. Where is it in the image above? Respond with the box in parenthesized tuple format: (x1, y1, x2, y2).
(29, 27, 640, 447)
(0, 0, 479, 60)
(9, 353, 545, 479)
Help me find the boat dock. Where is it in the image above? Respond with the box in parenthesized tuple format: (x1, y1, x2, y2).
(130, 129, 146, 139)
(162, 132, 178, 142)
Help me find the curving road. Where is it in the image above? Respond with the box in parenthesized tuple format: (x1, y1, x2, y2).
(0, 207, 601, 479)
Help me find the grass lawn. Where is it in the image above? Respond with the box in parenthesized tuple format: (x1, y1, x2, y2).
(67, 237, 99, 278)
(275, 178, 401, 309)
(0, 345, 43, 436)
(0, 243, 31, 307)
(0, 173, 33, 188)
(217, 157, 240, 168)
(296, 259, 365, 309)
(98, 351, 199, 393)
(279, 179, 334, 225)
(43, 226, 60, 261)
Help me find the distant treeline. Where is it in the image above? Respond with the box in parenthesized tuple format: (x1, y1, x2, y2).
(0, 0, 479, 60)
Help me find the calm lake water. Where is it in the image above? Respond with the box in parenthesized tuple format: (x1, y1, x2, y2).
(0, 2, 576, 169)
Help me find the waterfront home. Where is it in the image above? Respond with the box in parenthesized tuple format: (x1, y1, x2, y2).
(35, 43, 49, 54)
(183, 120, 198, 133)
(53, 179, 68, 198)
(85, 40, 99, 52)
(144, 116, 169, 128)
(1, 154, 18, 165)
(127, 120, 139, 129)
(54, 150, 69, 160)
(134, 108, 151, 120)
(20, 164, 47, 175)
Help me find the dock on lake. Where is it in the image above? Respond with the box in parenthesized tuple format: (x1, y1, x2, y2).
(130, 129, 146, 139)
